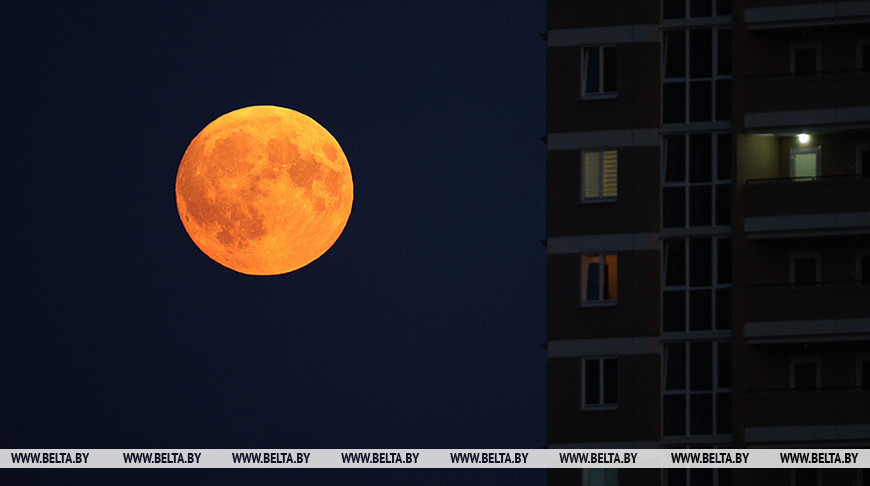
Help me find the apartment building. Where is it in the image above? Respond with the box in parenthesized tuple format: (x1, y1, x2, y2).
(545, 0, 870, 484)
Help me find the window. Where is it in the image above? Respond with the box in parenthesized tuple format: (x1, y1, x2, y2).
(859, 251, 870, 284)
(584, 468, 618, 486)
(663, 341, 731, 436)
(860, 40, 870, 72)
(857, 144, 870, 177)
(790, 253, 819, 285)
(859, 357, 870, 390)
(663, 0, 731, 19)
(583, 357, 618, 409)
(663, 134, 732, 228)
(582, 254, 618, 305)
(790, 146, 820, 180)
(791, 468, 821, 486)
(791, 359, 820, 391)
(663, 237, 732, 332)
(582, 150, 618, 201)
(791, 44, 819, 75)
(662, 28, 732, 123)
(582, 46, 617, 98)
(665, 469, 732, 486)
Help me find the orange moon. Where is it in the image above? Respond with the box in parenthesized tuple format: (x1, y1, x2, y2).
(175, 105, 353, 275)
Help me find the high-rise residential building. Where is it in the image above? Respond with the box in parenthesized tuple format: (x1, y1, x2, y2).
(544, 0, 870, 484)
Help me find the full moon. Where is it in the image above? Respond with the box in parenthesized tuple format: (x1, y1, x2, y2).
(175, 105, 353, 275)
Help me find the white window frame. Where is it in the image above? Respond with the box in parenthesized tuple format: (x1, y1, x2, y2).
(789, 146, 821, 180)
(581, 149, 618, 203)
(790, 357, 821, 391)
(582, 45, 618, 99)
(583, 468, 619, 486)
(581, 253, 618, 306)
(790, 42, 821, 75)
(790, 252, 820, 285)
(582, 357, 618, 410)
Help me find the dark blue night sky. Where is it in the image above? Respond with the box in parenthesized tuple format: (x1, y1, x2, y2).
(2, 1, 546, 484)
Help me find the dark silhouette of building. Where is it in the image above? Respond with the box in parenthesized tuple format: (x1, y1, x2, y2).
(545, 0, 870, 484)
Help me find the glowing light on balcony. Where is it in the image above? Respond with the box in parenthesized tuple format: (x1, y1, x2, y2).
(798, 133, 810, 144)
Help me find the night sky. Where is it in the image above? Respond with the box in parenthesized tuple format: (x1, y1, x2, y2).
(2, 1, 546, 483)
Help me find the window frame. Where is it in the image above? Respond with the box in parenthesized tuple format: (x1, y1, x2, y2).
(581, 45, 618, 99)
(790, 357, 821, 392)
(581, 253, 619, 306)
(581, 149, 619, 203)
(790, 252, 820, 285)
(582, 357, 618, 410)
(790, 42, 821, 75)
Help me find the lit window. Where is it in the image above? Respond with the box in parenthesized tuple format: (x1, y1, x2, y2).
(584, 468, 618, 486)
(583, 358, 618, 409)
(582, 150, 618, 201)
(582, 46, 617, 98)
(582, 254, 618, 305)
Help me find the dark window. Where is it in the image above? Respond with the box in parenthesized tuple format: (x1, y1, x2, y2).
(794, 469, 819, 486)
(664, 290, 687, 332)
(665, 31, 687, 78)
(603, 47, 618, 92)
(689, 289, 712, 330)
(717, 239, 731, 284)
(689, 394, 713, 434)
(664, 187, 686, 227)
(716, 79, 731, 120)
(690, 0, 712, 18)
(689, 81, 712, 122)
(664, 0, 686, 19)
(793, 257, 818, 285)
(663, 82, 686, 123)
(717, 392, 732, 434)
(584, 358, 617, 407)
(664, 395, 686, 435)
(861, 149, 870, 177)
(583, 46, 617, 96)
(667, 469, 688, 486)
(716, 288, 731, 329)
(863, 255, 870, 283)
(665, 239, 686, 286)
(718, 343, 731, 388)
(718, 29, 732, 75)
(689, 185, 712, 226)
(689, 29, 712, 78)
(665, 343, 687, 390)
(689, 238, 712, 286)
(689, 134, 712, 183)
(793, 362, 818, 391)
(665, 135, 686, 182)
(716, 0, 732, 16)
(864, 44, 870, 73)
(690, 342, 713, 391)
(715, 184, 731, 225)
(691, 468, 714, 486)
(862, 360, 870, 390)
(717, 134, 732, 180)
(793, 47, 817, 75)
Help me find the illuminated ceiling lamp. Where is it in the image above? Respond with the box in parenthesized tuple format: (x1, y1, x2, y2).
(798, 133, 810, 144)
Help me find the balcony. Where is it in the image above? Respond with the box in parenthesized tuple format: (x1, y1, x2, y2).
(745, 388, 870, 443)
(744, 282, 870, 343)
(743, 175, 870, 238)
(744, 0, 870, 30)
(744, 72, 870, 131)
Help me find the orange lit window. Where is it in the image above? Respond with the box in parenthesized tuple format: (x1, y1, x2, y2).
(582, 254, 618, 305)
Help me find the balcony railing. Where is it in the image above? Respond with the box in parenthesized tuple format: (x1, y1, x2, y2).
(744, 71, 870, 123)
(745, 281, 870, 322)
(743, 175, 870, 237)
(745, 387, 870, 429)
